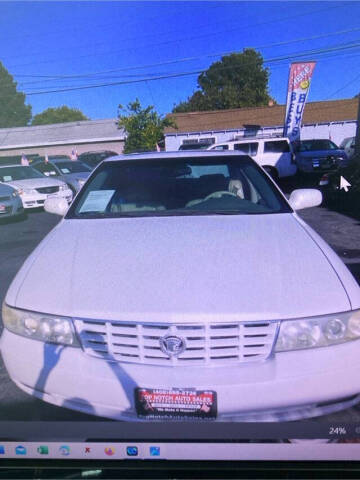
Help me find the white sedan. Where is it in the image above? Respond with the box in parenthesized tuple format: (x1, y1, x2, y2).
(1, 151, 360, 422)
(0, 165, 72, 209)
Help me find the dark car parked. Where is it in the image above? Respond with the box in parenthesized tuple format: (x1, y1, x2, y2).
(319, 157, 360, 213)
(77, 150, 118, 169)
(294, 139, 349, 173)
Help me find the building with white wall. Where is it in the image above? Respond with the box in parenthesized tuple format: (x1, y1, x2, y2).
(164, 98, 358, 151)
(0, 118, 125, 159)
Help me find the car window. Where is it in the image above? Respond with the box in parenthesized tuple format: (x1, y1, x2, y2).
(264, 140, 290, 153)
(340, 138, 351, 149)
(179, 143, 209, 150)
(34, 163, 59, 176)
(299, 140, 339, 151)
(234, 142, 258, 156)
(55, 161, 91, 174)
(211, 145, 229, 151)
(0, 166, 45, 182)
(68, 156, 291, 219)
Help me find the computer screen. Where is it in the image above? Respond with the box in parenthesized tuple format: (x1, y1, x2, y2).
(0, 0, 360, 470)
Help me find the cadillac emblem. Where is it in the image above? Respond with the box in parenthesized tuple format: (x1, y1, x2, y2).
(159, 335, 186, 358)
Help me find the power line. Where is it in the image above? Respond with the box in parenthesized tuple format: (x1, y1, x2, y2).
(12, 26, 360, 89)
(13, 41, 360, 97)
(327, 71, 360, 99)
(5, 4, 346, 70)
(2, 41, 360, 98)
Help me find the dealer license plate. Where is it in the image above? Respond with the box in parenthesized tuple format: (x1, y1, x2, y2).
(135, 388, 217, 419)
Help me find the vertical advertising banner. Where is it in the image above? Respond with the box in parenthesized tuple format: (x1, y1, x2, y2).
(283, 62, 316, 142)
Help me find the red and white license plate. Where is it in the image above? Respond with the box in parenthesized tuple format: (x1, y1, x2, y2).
(135, 388, 217, 419)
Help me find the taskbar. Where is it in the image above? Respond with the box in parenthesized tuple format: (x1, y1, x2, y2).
(1, 442, 360, 461)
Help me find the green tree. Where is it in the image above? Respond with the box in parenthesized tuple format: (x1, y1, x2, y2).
(31, 106, 88, 125)
(118, 99, 176, 153)
(0, 62, 32, 127)
(173, 49, 272, 113)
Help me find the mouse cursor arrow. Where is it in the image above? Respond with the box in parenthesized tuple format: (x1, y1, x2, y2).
(340, 176, 351, 192)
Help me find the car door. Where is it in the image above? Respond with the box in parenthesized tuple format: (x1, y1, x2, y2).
(263, 140, 296, 177)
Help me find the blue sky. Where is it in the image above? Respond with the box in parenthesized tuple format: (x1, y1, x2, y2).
(0, 1, 359, 120)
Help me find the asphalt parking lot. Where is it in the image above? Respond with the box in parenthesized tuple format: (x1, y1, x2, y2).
(0, 202, 360, 423)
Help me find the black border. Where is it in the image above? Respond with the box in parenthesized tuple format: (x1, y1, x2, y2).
(1, 460, 360, 479)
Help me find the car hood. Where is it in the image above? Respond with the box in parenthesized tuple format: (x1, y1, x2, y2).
(6, 178, 65, 190)
(8, 214, 351, 322)
(0, 182, 17, 196)
(297, 149, 346, 158)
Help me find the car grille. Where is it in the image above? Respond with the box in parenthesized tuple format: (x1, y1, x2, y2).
(74, 319, 279, 366)
(0, 196, 10, 201)
(312, 157, 337, 170)
(36, 186, 59, 194)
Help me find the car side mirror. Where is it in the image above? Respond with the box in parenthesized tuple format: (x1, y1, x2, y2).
(288, 189, 322, 211)
(44, 197, 69, 216)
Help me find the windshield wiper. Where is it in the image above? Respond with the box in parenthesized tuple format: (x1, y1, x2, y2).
(77, 211, 111, 217)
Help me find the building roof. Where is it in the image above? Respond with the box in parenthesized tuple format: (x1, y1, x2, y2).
(165, 98, 358, 135)
(0, 118, 125, 151)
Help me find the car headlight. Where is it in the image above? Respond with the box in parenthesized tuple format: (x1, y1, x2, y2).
(2, 303, 80, 347)
(22, 188, 37, 195)
(275, 309, 360, 352)
(77, 179, 85, 187)
(12, 190, 19, 197)
(336, 156, 345, 161)
(59, 184, 68, 191)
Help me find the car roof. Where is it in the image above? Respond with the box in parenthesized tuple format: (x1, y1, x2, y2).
(79, 150, 117, 155)
(0, 164, 31, 168)
(212, 137, 289, 144)
(300, 139, 333, 142)
(103, 150, 252, 163)
(32, 157, 78, 164)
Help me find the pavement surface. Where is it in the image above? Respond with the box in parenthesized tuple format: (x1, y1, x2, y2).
(0, 203, 360, 423)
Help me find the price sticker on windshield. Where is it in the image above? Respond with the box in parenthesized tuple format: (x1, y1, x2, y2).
(79, 190, 115, 213)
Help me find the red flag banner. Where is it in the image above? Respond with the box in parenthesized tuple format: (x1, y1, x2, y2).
(283, 62, 316, 142)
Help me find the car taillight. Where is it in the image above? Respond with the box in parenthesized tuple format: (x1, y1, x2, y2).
(319, 174, 329, 186)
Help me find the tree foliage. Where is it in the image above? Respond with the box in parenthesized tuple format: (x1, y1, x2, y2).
(0, 62, 32, 127)
(31, 106, 88, 125)
(173, 49, 272, 113)
(118, 99, 176, 153)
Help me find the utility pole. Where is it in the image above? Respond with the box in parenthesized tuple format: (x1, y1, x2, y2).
(355, 94, 360, 161)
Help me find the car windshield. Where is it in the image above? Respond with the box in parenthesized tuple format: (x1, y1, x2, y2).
(55, 161, 91, 174)
(299, 140, 339, 152)
(81, 157, 102, 168)
(339, 137, 353, 148)
(68, 156, 291, 219)
(179, 144, 209, 150)
(0, 166, 44, 182)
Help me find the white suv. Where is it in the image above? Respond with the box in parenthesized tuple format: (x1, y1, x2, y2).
(208, 137, 296, 179)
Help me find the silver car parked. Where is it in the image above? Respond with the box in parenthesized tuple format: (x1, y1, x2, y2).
(0, 182, 24, 220)
(32, 157, 91, 195)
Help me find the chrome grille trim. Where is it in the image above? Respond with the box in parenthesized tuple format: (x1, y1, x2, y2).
(36, 186, 59, 194)
(74, 319, 279, 366)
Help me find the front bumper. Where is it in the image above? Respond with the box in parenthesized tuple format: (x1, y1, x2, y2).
(297, 158, 349, 174)
(2, 328, 360, 422)
(21, 189, 72, 209)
